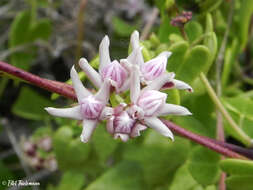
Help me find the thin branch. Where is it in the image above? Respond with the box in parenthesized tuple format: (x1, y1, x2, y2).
(0, 61, 251, 159)
(140, 7, 159, 40)
(0, 61, 76, 100)
(161, 119, 248, 160)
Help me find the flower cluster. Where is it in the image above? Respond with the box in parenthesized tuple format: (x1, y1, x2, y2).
(45, 31, 193, 143)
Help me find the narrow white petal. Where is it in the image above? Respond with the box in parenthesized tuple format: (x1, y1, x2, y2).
(70, 66, 91, 102)
(127, 47, 144, 67)
(130, 65, 140, 104)
(80, 119, 97, 143)
(114, 133, 129, 142)
(170, 79, 193, 92)
(143, 72, 175, 92)
(157, 104, 192, 116)
(158, 51, 172, 59)
(95, 78, 111, 104)
(99, 35, 111, 74)
(45, 106, 83, 120)
(144, 117, 174, 140)
(79, 58, 102, 89)
(130, 30, 140, 50)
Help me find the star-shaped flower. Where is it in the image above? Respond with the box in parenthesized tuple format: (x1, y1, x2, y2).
(45, 66, 113, 143)
(126, 65, 192, 140)
(78, 36, 129, 93)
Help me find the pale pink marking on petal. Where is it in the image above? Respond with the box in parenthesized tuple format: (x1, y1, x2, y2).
(101, 60, 128, 88)
(114, 111, 136, 134)
(157, 103, 192, 116)
(137, 90, 167, 116)
(79, 58, 102, 89)
(70, 66, 91, 103)
(99, 35, 111, 74)
(141, 56, 167, 81)
(80, 119, 97, 143)
(80, 96, 104, 119)
(144, 117, 174, 140)
(45, 106, 83, 120)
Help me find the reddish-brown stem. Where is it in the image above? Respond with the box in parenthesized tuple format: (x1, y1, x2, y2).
(0, 61, 250, 160)
(0, 61, 76, 100)
(161, 119, 248, 160)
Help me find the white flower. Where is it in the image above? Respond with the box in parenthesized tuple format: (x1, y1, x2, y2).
(125, 30, 193, 92)
(127, 65, 192, 140)
(79, 36, 129, 93)
(45, 66, 113, 143)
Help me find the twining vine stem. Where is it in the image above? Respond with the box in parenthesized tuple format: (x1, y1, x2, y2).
(0, 61, 251, 160)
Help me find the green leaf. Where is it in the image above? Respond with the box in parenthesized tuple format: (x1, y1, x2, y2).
(0, 161, 13, 190)
(158, 14, 180, 43)
(177, 45, 211, 83)
(226, 175, 253, 190)
(188, 146, 220, 186)
(57, 171, 85, 190)
(204, 14, 217, 64)
(220, 159, 253, 176)
(221, 39, 239, 87)
(174, 116, 214, 137)
(123, 134, 190, 187)
(85, 161, 146, 190)
(12, 87, 54, 120)
(169, 164, 199, 190)
(53, 126, 91, 171)
(29, 19, 52, 41)
(199, 0, 223, 13)
(185, 21, 203, 43)
(92, 123, 118, 164)
(112, 17, 137, 37)
(9, 11, 33, 70)
(238, 0, 253, 50)
(167, 41, 189, 73)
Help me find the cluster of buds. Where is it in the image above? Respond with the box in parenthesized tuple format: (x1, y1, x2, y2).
(170, 11, 192, 27)
(45, 31, 193, 143)
(20, 136, 57, 171)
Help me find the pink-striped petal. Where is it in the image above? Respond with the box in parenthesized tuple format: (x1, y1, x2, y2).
(80, 96, 104, 119)
(137, 90, 167, 116)
(101, 60, 128, 89)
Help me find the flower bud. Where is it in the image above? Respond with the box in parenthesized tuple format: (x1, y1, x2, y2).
(80, 96, 104, 119)
(137, 90, 167, 116)
(141, 52, 171, 81)
(101, 60, 128, 88)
